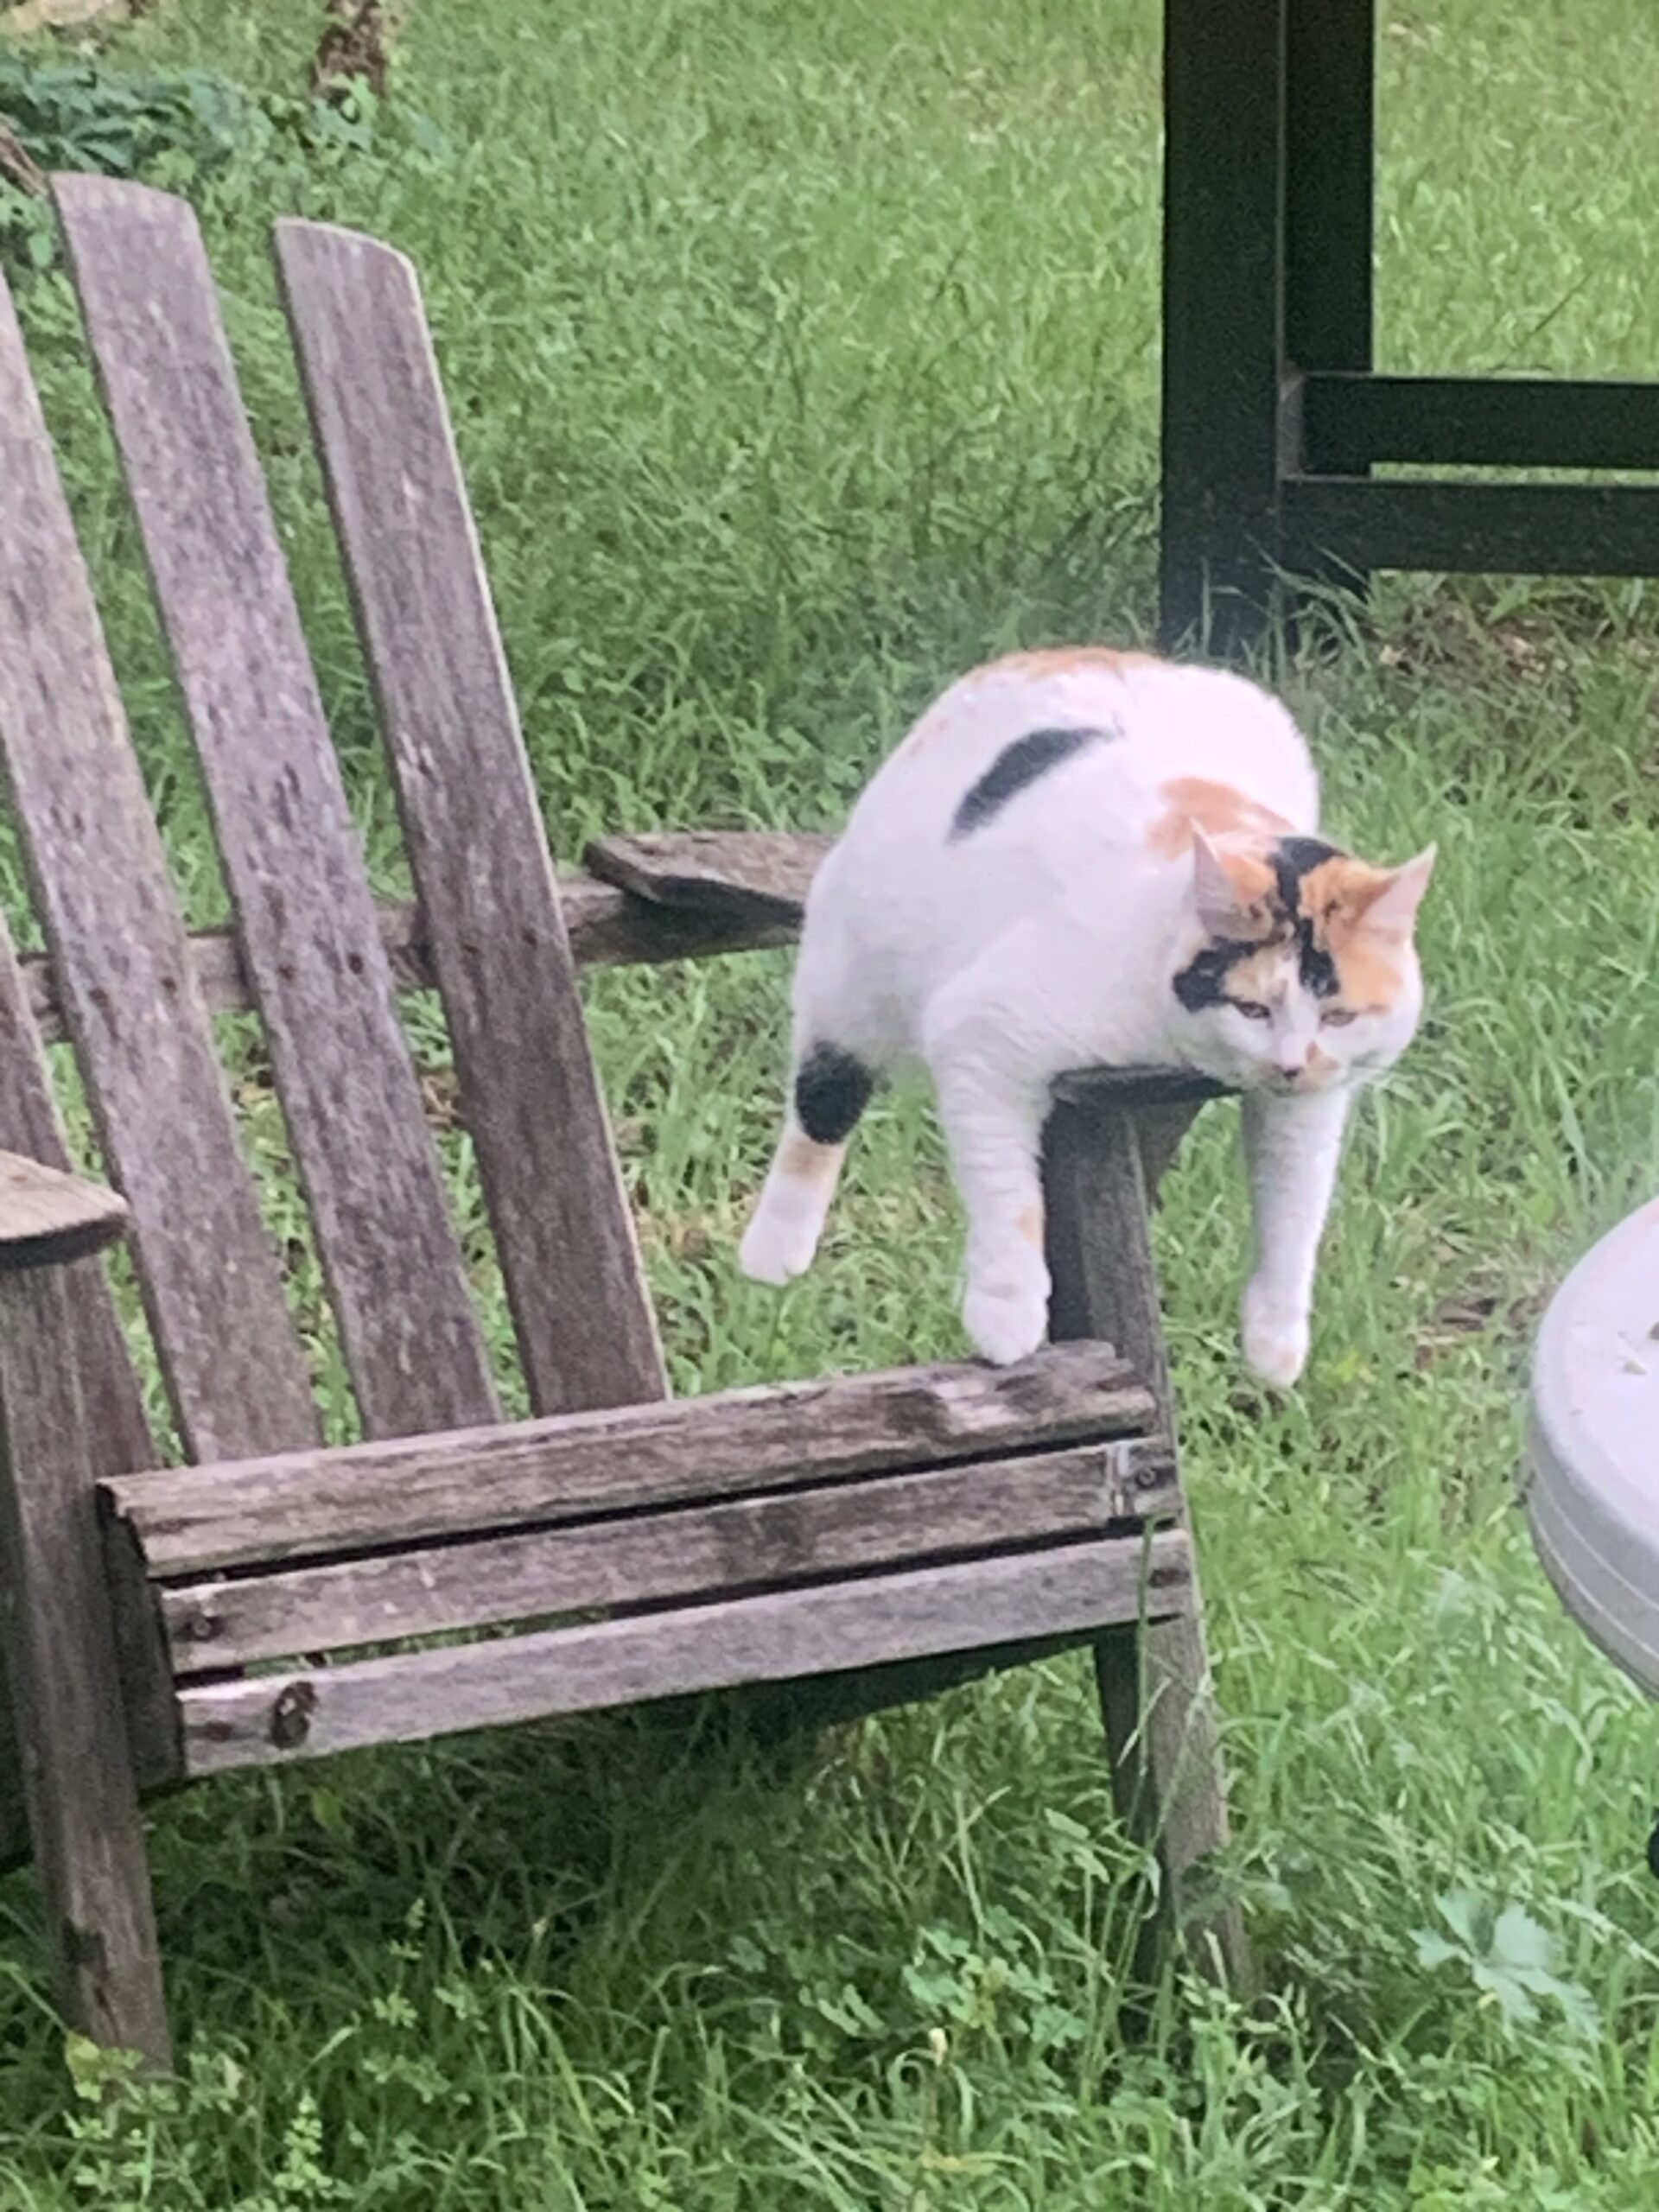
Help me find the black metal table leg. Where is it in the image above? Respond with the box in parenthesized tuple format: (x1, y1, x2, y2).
(1160, 0, 1288, 657)
(1282, 0, 1375, 610)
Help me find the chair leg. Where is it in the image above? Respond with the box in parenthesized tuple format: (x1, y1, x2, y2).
(1042, 1097, 1252, 1992)
(0, 1656, 28, 1872)
(0, 1261, 171, 2069)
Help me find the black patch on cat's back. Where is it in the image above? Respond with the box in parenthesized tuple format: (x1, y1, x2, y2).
(795, 1043, 874, 1145)
(948, 725, 1104, 842)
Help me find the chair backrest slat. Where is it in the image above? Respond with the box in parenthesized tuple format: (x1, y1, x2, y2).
(55, 177, 499, 1441)
(0, 270, 318, 1464)
(274, 218, 664, 1414)
(0, 910, 154, 1477)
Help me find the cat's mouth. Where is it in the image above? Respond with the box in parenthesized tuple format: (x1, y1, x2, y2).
(1260, 1065, 1340, 1100)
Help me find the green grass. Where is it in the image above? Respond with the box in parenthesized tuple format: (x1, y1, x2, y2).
(4, 0, 1659, 2202)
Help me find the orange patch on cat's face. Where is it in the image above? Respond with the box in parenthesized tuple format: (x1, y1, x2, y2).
(1294, 857, 1407, 1010)
(1205, 844, 1282, 943)
(1220, 942, 1292, 1003)
(1147, 777, 1294, 862)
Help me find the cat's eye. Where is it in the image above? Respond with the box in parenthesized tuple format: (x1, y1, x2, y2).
(1231, 1000, 1271, 1022)
(1320, 1007, 1357, 1028)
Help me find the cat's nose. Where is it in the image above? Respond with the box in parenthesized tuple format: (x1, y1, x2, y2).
(1277, 1056, 1308, 1083)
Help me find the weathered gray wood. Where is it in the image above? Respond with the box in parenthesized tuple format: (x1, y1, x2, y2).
(1042, 1099, 1251, 1991)
(721, 1630, 1095, 1745)
(0, 1702, 24, 1876)
(100, 1512, 184, 1793)
(585, 830, 833, 925)
(0, 264, 317, 1465)
(161, 1440, 1179, 1673)
(1128, 1099, 1210, 1200)
(107, 1341, 1157, 1580)
(0, 1262, 171, 2065)
(558, 874, 802, 967)
(1052, 1067, 1231, 1111)
(55, 175, 498, 1443)
(178, 1532, 1192, 1777)
(0, 1151, 129, 1271)
(0, 912, 154, 1473)
(274, 215, 663, 1417)
(17, 863, 807, 1046)
(0, 913, 155, 1875)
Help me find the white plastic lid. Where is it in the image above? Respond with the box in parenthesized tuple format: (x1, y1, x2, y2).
(1527, 1197, 1659, 1696)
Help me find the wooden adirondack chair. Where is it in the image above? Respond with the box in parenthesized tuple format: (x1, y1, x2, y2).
(0, 176, 1244, 2071)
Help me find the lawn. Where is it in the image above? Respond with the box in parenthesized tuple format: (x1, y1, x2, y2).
(4, 0, 1659, 2203)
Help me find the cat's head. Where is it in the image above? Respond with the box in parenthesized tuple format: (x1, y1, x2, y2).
(1171, 830, 1433, 1095)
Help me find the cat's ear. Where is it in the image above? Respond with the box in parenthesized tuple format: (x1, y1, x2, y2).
(1355, 845, 1436, 943)
(1192, 827, 1270, 937)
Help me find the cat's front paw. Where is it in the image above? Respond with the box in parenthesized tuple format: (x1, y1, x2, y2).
(739, 1206, 817, 1286)
(963, 1271, 1050, 1366)
(1240, 1276, 1309, 1389)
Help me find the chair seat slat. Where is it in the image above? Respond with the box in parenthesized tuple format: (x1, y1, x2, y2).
(0, 270, 318, 1464)
(160, 1440, 1177, 1674)
(275, 218, 664, 1416)
(104, 1341, 1155, 1579)
(55, 177, 499, 1441)
(176, 1534, 1193, 1777)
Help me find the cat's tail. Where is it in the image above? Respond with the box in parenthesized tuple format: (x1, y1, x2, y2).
(738, 1041, 874, 1285)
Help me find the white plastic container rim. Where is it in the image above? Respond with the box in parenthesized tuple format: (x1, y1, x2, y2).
(1527, 1196, 1659, 1698)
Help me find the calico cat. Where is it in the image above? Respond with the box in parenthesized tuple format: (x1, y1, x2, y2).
(740, 648, 1433, 1387)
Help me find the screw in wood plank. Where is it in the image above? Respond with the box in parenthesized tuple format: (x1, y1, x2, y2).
(269, 1681, 317, 1751)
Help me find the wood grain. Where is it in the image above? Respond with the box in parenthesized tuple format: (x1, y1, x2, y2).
(0, 1151, 129, 1271)
(1052, 1067, 1232, 1110)
(178, 1531, 1192, 1776)
(0, 912, 155, 1875)
(585, 830, 832, 924)
(107, 1341, 1157, 1578)
(275, 216, 664, 1416)
(0, 261, 317, 1465)
(0, 908, 154, 1472)
(0, 1262, 171, 2065)
(56, 175, 498, 1443)
(1042, 1097, 1251, 1991)
(16, 864, 805, 1046)
(161, 1440, 1179, 1673)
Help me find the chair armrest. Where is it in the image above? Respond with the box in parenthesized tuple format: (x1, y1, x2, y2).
(0, 1151, 129, 1272)
(583, 830, 831, 927)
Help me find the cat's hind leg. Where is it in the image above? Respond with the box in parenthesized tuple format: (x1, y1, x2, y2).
(739, 1040, 875, 1285)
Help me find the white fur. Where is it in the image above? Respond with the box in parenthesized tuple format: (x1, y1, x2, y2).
(740, 656, 1429, 1383)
